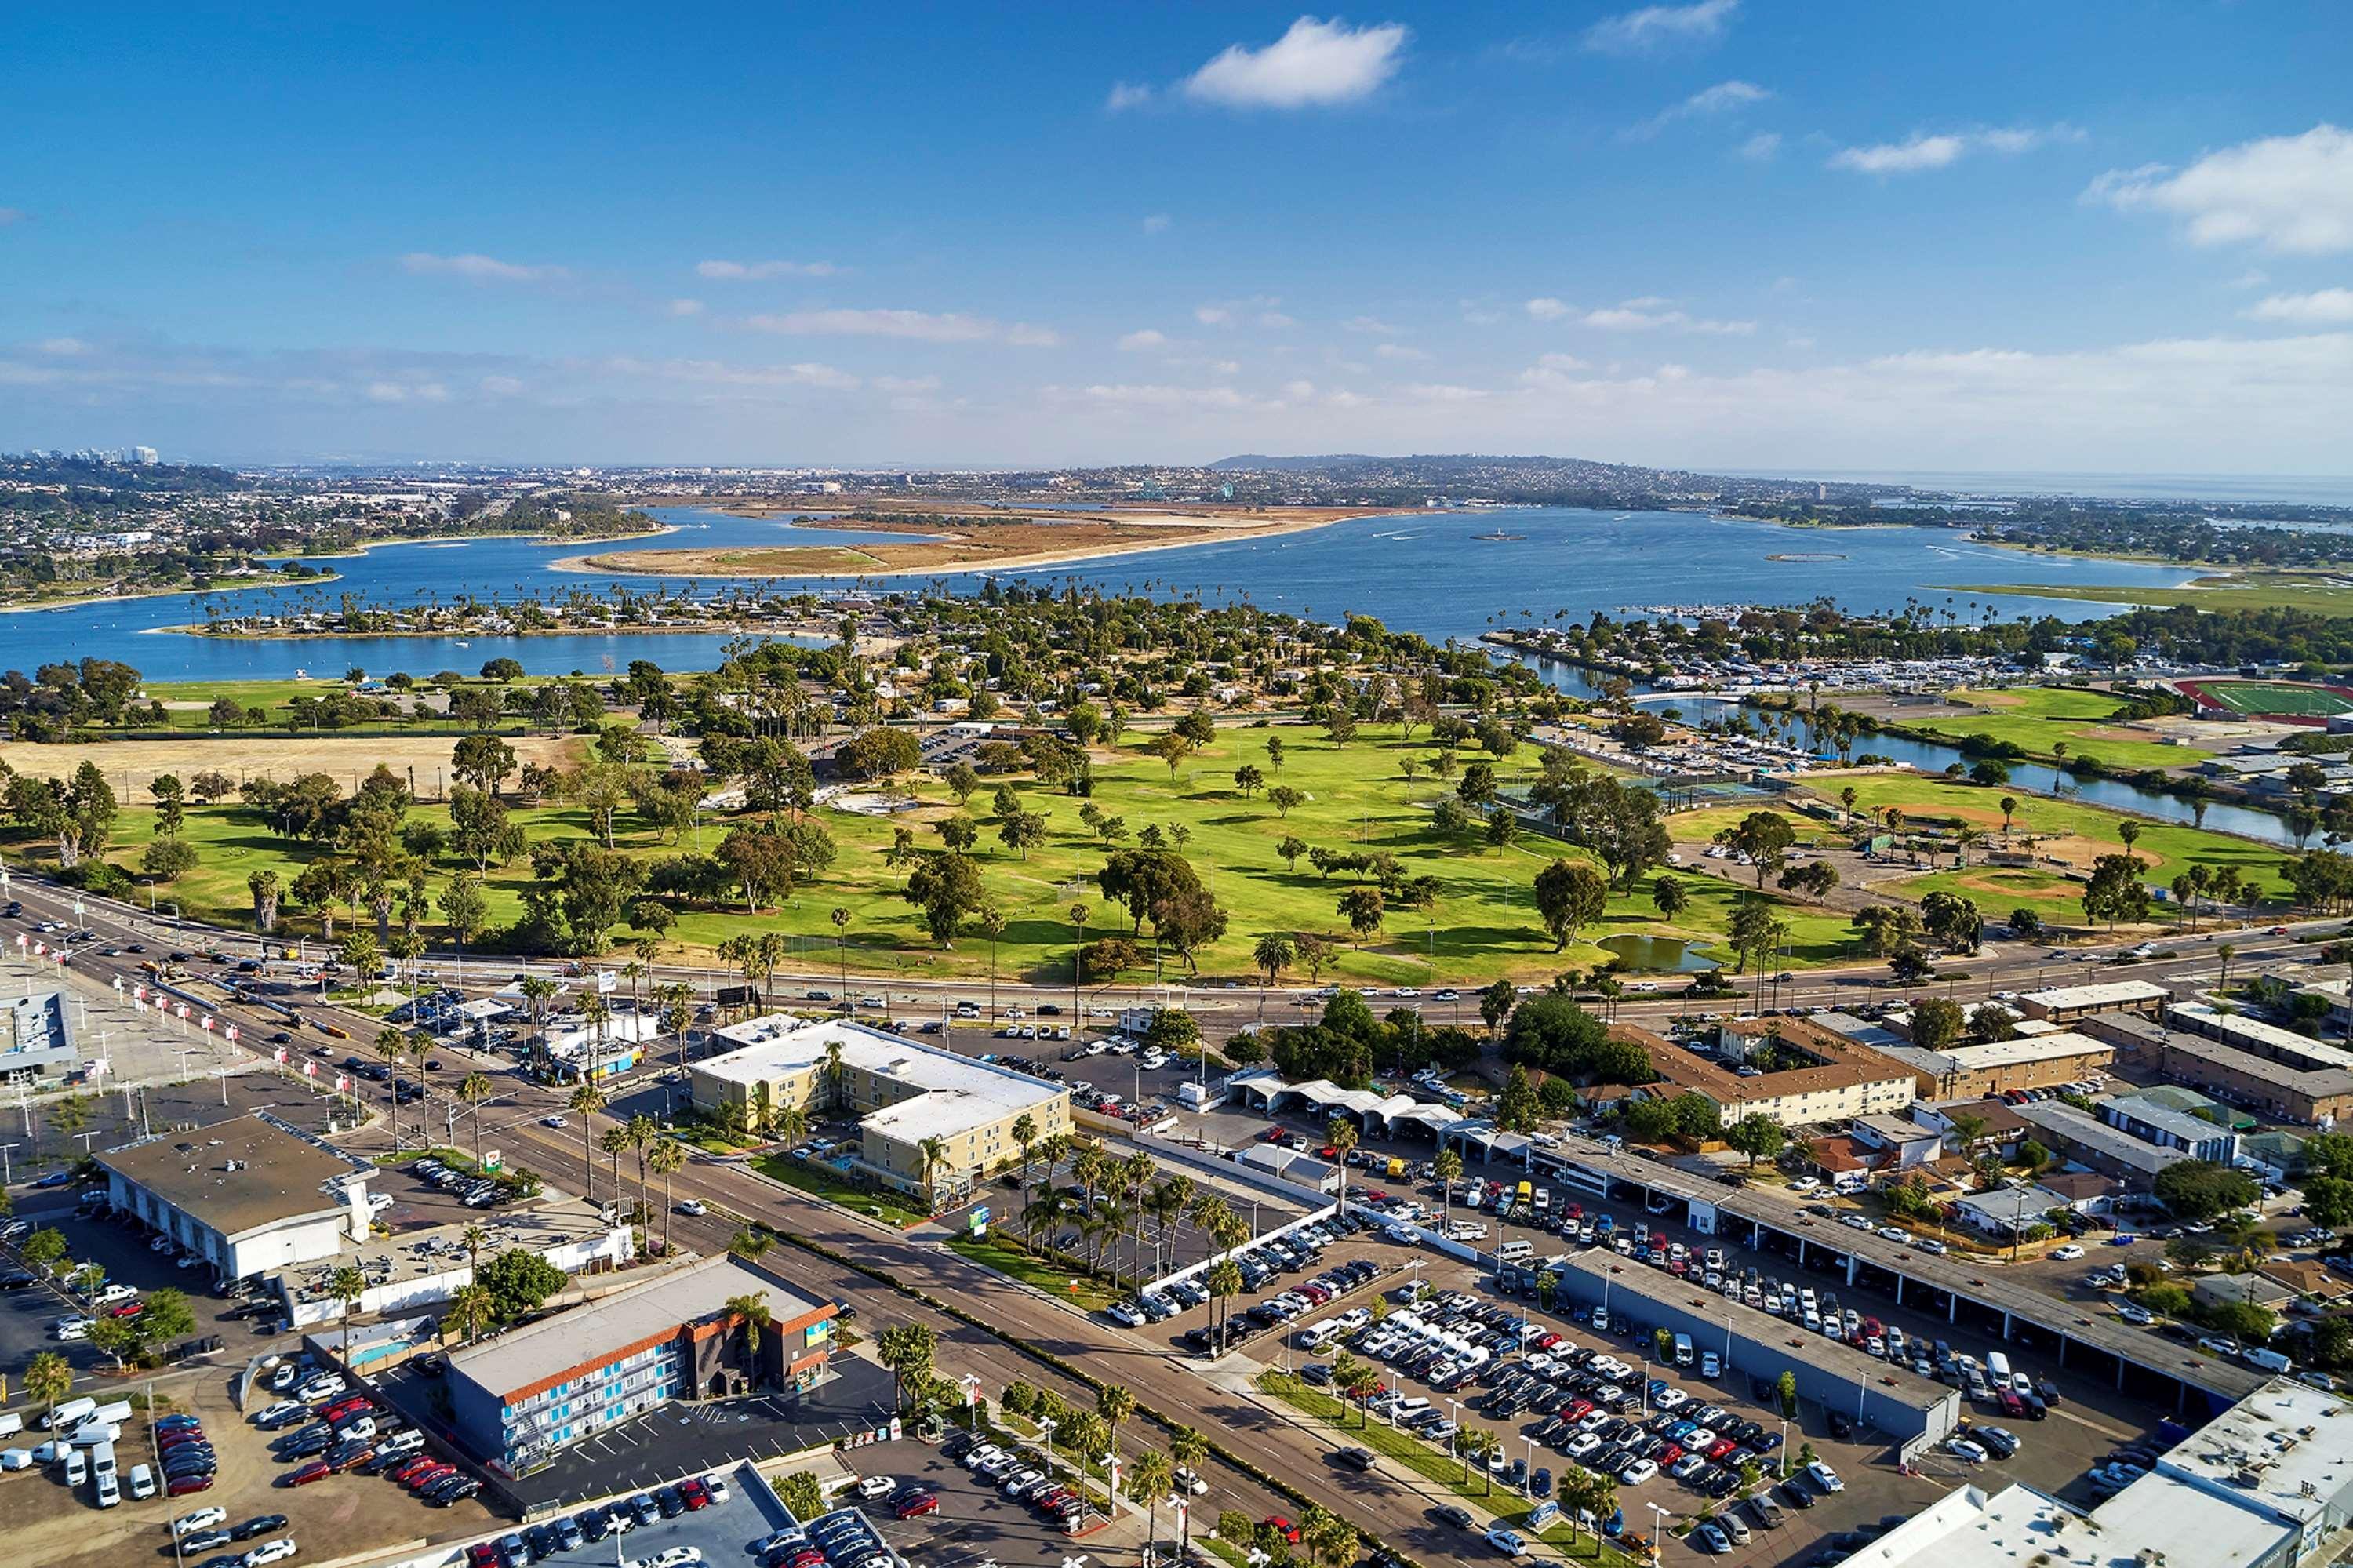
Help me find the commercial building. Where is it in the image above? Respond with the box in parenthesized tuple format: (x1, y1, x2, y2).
(1847, 1378, 2353, 1568)
(2100, 1091, 2242, 1163)
(0, 987, 79, 1084)
(2191, 1272, 2297, 1316)
(446, 1252, 836, 1475)
(689, 1017, 1069, 1204)
(1848, 1113, 1943, 1168)
(2013, 1101, 2190, 1188)
(95, 1113, 369, 1282)
(2015, 979, 2172, 1024)
(2169, 1002, 2353, 1073)
(2101, 1016, 2353, 1126)
(272, 1197, 633, 1329)
(1868, 1031, 2114, 1101)
(1950, 1183, 2080, 1236)
(1625, 1019, 1916, 1129)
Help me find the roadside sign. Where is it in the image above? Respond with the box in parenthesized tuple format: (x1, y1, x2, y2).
(482, 1150, 503, 1172)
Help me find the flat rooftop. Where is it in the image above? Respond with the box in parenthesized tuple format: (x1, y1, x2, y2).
(2013, 1101, 2189, 1173)
(1628, 1018, 1911, 1102)
(2100, 1091, 2235, 1145)
(701, 1016, 1064, 1141)
(270, 1192, 621, 1304)
(2158, 1032, 2353, 1098)
(2170, 1002, 2353, 1070)
(97, 1112, 362, 1238)
(446, 1252, 827, 1402)
(2020, 979, 2171, 1010)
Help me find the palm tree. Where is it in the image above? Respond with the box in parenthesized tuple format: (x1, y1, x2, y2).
(1999, 795, 2019, 840)
(1434, 1148, 1463, 1230)
(1326, 1115, 1359, 1209)
(600, 1124, 631, 1203)
(776, 1104, 809, 1148)
(460, 1222, 487, 1284)
(1097, 1384, 1136, 1504)
(917, 1135, 952, 1213)
(660, 982, 696, 1077)
(624, 1113, 659, 1224)
(979, 907, 1006, 1024)
(569, 1081, 608, 1200)
(457, 1071, 494, 1167)
(448, 1282, 494, 1344)
(649, 1137, 688, 1251)
(2218, 941, 2238, 994)
(823, 1038, 846, 1115)
(375, 1027, 407, 1148)
(1169, 1426, 1209, 1557)
(1955, 824, 1983, 868)
(1011, 1113, 1039, 1206)
(830, 907, 852, 995)
(1253, 932, 1292, 1019)
(722, 1290, 773, 1383)
(1126, 1450, 1175, 1559)
(329, 1264, 366, 1366)
(729, 1226, 773, 1261)
(1205, 1257, 1243, 1352)
(25, 1352, 71, 1436)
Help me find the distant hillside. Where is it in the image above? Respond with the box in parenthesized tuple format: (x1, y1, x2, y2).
(1198, 452, 1877, 508)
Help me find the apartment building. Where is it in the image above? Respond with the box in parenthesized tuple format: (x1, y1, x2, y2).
(1615, 1018, 1915, 1130)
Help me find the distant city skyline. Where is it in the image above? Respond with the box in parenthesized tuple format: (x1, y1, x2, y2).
(3, 3, 2349, 472)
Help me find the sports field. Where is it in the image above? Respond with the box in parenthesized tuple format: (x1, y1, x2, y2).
(2190, 681, 2353, 718)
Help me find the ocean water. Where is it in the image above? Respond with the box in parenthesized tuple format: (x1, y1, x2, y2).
(1726, 469, 2353, 509)
(3, 505, 2205, 682)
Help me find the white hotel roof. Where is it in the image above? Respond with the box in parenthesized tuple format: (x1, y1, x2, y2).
(701, 1017, 1063, 1142)
(2021, 979, 2171, 1010)
(1933, 1031, 2111, 1070)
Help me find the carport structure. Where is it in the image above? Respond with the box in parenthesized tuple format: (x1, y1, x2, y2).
(1438, 1119, 1533, 1167)
(1225, 1068, 1464, 1138)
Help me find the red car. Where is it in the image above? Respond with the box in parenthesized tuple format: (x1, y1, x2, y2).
(107, 1301, 145, 1319)
(167, 1475, 214, 1497)
(1261, 1126, 1287, 1142)
(284, 1461, 332, 1486)
(895, 1492, 940, 1520)
(1657, 1444, 1684, 1467)
(467, 1548, 501, 1568)
(1265, 1517, 1301, 1544)
(329, 1446, 376, 1473)
(1563, 1399, 1593, 1421)
(1998, 1390, 2028, 1418)
(1035, 1487, 1077, 1512)
(323, 1397, 373, 1421)
(777, 1551, 825, 1568)
(679, 1477, 711, 1510)
(1704, 1439, 1738, 1462)
(391, 1457, 437, 1485)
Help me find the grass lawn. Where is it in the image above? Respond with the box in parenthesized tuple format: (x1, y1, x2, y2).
(1939, 573, 2353, 617)
(944, 1235, 1123, 1312)
(1806, 775, 2292, 900)
(747, 1151, 929, 1227)
(1895, 865, 2091, 928)
(3, 721, 1856, 984)
(1899, 686, 2210, 771)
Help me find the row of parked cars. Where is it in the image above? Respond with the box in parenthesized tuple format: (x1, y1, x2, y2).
(412, 1154, 504, 1208)
(947, 1432, 1089, 1533)
(1116, 1213, 1377, 1331)
(170, 1508, 294, 1568)
(465, 1477, 731, 1568)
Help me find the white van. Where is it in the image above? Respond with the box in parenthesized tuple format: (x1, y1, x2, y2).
(87, 1400, 132, 1428)
(1985, 1352, 2013, 1388)
(0, 1413, 20, 1440)
(2244, 1346, 2293, 1373)
(126, 1462, 155, 1500)
(1496, 1240, 1536, 1264)
(60, 1446, 86, 1487)
(43, 1397, 96, 1432)
(69, 1423, 121, 1448)
(90, 1440, 117, 1483)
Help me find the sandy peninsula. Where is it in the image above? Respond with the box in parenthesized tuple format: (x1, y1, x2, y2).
(551, 503, 1403, 580)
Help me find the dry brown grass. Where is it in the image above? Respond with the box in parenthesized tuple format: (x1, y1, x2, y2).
(0, 733, 584, 791)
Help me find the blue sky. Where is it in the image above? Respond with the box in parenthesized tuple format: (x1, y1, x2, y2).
(5, 2, 2350, 472)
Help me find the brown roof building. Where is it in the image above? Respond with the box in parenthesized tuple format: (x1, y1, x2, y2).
(1615, 1017, 1915, 1130)
(95, 1113, 369, 1282)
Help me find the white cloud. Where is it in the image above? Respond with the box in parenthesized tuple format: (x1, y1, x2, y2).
(696, 258, 839, 280)
(875, 375, 943, 395)
(34, 337, 88, 356)
(478, 375, 525, 396)
(1628, 79, 1769, 139)
(1196, 295, 1286, 328)
(667, 298, 705, 317)
(1180, 16, 1409, 109)
(1106, 80, 1154, 112)
(1831, 124, 2079, 174)
(1117, 329, 1171, 351)
(1344, 315, 1404, 334)
(1460, 300, 1504, 325)
(1524, 297, 1569, 320)
(743, 308, 1059, 346)
(365, 380, 449, 402)
(1074, 383, 1271, 412)
(2231, 269, 2271, 289)
(1142, 213, 1173, 234)
(1584, 0, 1739, 54)
(1283, 379, 1317, 401)
(1259, 311, 1297, 329)
(1195, 305, 1231, 326)
(1529, 296, 1755, 333)
(1373, 342, 1429, 360)
(609, 356, 862, 391)
(1209, 359, 1242, 376)
(2245, 289, 2353, 325)
(2088, 124, 2353, 254)
(399, 252, 567, 283)
(1738, 132, 1781, 162)
(1404, 382, 1489, 402)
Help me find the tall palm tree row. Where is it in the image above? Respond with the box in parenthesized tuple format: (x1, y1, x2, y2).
(569, 1081, 608, 1201)
(648, 1137, 687, 1251)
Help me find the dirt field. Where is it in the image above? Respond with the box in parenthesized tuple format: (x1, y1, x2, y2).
(0, 734, 584, 794)
(562, 504, 1394, 579)
(0, 1362, 492, 1568)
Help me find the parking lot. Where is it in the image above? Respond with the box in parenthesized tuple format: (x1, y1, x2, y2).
(477, 1459, 791, 1568)
(842, 1435, 1148, 1568)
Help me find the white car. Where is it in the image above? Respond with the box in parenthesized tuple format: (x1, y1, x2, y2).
(1173, 1466, 1209, 1496)
(2118, 1304, 2155, 1325)
(639, 1551, 703, 1568)
(94, 1282, 138, 1304)
(244, 1541, 299, 1567)
(53, 1318, 92, 1341)
(1807, 1461, 1845, 1493)
(1945, 1436, 1988, 1464)
(541, 1115, 568, 1129)
(857, 1474, 895, 1499)
(1620, 1458, 1658, 1485)
(701, 1473, 730, 1504)
(176, 1506, 230, 1536)
(677, 1199, 707, 1216)
(1483, 1529, 1527, 1557)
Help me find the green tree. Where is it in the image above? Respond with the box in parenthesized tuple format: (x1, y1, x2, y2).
(1725, 1113, 1787, 1168)
(1532, 858, 1609, 951)
(477, 1249, 569, 1325)
(2153, 1159, 2259, 1220)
